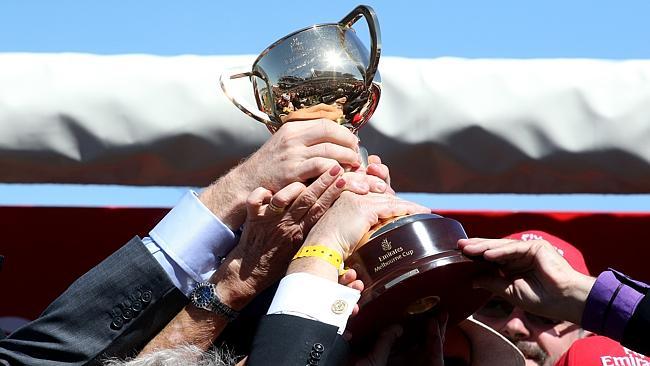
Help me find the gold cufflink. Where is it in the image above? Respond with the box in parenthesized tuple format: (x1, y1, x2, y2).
(331, 299, 347, 314)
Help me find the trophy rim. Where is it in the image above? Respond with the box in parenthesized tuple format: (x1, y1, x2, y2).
(253, 22, 349, 67)
(357, 251, 474, 306)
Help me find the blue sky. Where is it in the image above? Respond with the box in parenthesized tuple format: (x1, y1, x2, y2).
(2, 1, 650, 58)
(1, 1, 649, 210)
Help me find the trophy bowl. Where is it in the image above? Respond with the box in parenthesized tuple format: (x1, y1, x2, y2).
(345, 214, 495, 344)
(220, 5, 382, 134)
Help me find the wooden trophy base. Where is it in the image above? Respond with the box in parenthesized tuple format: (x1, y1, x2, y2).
(345, 214, 494, 344)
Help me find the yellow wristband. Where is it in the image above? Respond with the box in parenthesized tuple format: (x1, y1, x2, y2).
(292, 245, 345, 275)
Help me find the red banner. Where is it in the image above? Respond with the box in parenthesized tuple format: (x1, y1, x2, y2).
(0, 206, 648, 332)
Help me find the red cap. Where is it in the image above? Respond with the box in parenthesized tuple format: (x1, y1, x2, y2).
(503, 230, 590, 276)
(554, 336, 650, 366)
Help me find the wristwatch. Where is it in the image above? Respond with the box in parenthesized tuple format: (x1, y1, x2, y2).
(189, 282, 239, 322)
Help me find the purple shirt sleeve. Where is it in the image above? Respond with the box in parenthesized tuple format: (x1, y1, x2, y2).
(581, 269, 648, 341)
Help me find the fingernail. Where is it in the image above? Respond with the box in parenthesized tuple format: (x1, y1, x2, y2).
(336, 178, 346, 188)
(329, 165, 341, 176)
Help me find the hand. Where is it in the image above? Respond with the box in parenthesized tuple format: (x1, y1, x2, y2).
(245, 118, 361, 191)
(199, 118, 361, 230)
(282, 104, 393, 194)
(459, 238, 596, 324)
(212, 165, 348, 310)
(303, 192, 430, 259)
(286, 192, 428, 283)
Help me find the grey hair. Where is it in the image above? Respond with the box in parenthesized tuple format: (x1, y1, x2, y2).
(103, 345, 239, 366)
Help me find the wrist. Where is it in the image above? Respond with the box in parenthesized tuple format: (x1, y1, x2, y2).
(563, 272, 597, 324)
(301, 238, 346, 260)
(199, 167, 250, 231)
(287, 257, 339, 283)
(210, 259, 255, 311)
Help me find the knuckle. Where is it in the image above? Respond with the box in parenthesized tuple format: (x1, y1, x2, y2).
(321, 143, 331, 157)
(320, 118, 334, 134)
(340, 190, 355, 199)
(246, 195, 258, 206)
(309, 201, 327, 218)
(300, 191, 319, 207)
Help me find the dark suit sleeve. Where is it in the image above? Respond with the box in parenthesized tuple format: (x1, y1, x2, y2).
(622, 293, 650, 356)
(0, 236, 187, 366)
(247, 314, 348, 366)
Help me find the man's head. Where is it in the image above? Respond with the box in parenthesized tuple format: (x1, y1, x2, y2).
(473, 230, 590, 366)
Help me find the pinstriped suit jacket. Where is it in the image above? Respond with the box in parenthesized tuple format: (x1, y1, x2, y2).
(0, 237, 187, 366)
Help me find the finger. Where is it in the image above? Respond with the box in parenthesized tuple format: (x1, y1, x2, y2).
(301, 175, 346, 230)
(366, 162, 391, 186)
(483, 240, 567, 274)
(306, 143, 360, 167)
(367, 155, 392, 190)
(342, 171, 388, 194)
(293, 118, 359, 150)
(246, 187, 273, 216)
(481, 240, 545, 265)
(235, 356, 248, 366)
(339, 267, 358, 286)
(367, 174, 389, 193)
(295, 157, 340, 181)
(458, 238, 517, 256)
(371, 196, 430, 219)
(351, 304, 360, 317)
(269, 182, 306, 215)
(288, 164, 343, 219)
(347, 279, 364, 292)
(340, 172, 370, 194)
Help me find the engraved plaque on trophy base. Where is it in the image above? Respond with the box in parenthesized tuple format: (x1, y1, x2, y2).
(345, 214, 495, 343)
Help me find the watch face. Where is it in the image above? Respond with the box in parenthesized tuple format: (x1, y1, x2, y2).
(192, 285, 213, 308)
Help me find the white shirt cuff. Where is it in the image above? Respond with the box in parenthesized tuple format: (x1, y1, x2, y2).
(147, 190, 237, 296)
(267, 273, 361, 334)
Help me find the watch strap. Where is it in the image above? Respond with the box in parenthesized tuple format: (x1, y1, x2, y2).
(191, 282, 239, 322)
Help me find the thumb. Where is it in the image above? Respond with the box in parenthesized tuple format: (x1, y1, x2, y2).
(246, 187, 272, 216)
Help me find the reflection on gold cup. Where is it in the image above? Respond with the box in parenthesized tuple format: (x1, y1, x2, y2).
(220, 5, 382, 135)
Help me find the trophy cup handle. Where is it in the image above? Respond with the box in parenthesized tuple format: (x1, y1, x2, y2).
(220, 68, 282, 131)
(340, 5, 382, 87)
